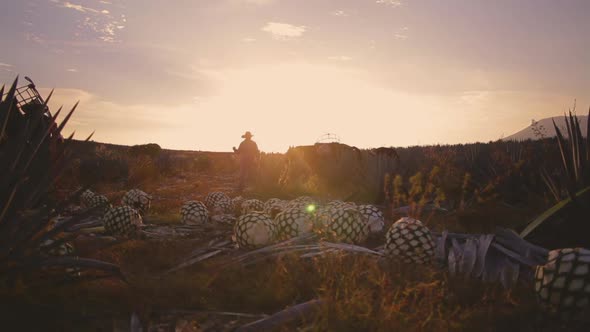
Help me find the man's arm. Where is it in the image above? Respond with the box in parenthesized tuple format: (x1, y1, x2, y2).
(234, 141, 245, 154)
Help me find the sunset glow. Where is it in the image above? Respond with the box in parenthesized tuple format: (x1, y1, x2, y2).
(1, 0, 588, 152)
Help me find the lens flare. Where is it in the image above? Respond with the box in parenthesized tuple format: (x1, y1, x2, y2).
(306, 204, 316, 213)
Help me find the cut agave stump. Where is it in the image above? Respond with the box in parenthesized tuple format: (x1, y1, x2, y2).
(535, 248, 590, 319)
(385, 217, 435, 264)
(234, 212, 276, 249)
(103, 206, 143, 237)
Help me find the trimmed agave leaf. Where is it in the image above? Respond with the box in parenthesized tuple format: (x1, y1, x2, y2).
(164, 250, 225, 275)
(235, 299, 323, 332)
(235, 246, 323, 268)
(459, 238, 477, 276)
(453, 239, 467, 275)
(435, 229, 538, 288)
(481, 247, 504, 283)
(320, 242, 383, 256)
(473, 234, 494, 278)
(300, 248, 339, 258)
(39, 257, 121, 272)
(490, 242, 539, 267)
(434, 230, 448, 263)
(447, 248, 457, 277)
(494, 228, 548, 263)
(498, 258, 519, 289)
(130, 313, 142, 332)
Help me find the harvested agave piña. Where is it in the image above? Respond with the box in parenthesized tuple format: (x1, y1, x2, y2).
(87, 194, 111, 214)
(121, 189, 152, 215)
(385, 217, 435, 264)
(535, 248, 590, 319)
(233, 212, 276, 249)
(80, 189, 96, 208)
(231, 196, 245, 215)
(180, 201, 209, 225)
(103, 206, 143, 237)
(264, 198, 286, 219)
(241, 199, 265, 215)
(285, 196, 319, 211)
(211, 197, 232, 215)
(318, 207, 369, 244)
(358, 204, 385, 234)
(204, 191, 230, 209)
(274, 207, 315, 241)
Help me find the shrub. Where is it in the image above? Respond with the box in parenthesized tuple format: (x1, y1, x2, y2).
(78, 155, 129, 186)
(129, 143, 162, 159)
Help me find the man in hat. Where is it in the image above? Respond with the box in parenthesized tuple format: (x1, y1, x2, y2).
(233, 131, 260, 190)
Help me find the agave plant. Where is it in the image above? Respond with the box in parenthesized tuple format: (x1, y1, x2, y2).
(432, 228, 549, 288)
(522, 109, 590, 248)
(0, 77, 122, 285)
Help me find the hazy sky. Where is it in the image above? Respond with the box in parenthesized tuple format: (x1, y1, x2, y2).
(1, 0, 589, 152)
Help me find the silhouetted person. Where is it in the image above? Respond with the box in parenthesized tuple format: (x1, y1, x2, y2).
(233, 131, 260, 190)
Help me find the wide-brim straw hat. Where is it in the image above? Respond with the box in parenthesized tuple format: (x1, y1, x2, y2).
(241, 131, 253, 138)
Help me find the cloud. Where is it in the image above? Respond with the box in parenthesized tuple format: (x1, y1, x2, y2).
(50, 0, 125, 43)
(331, 10, 349, 17)
(66, 68, 79, 72)
(328, 56, 352, 61)
(376, 0, 402, 6)
(239, 0, 276, 4)
(241, 37, 257, 43)
(37, 87, 185, 144)
(24, 32, 44, 44)
(394, 27, 409, 40)
(0, 62, 12, 72)
(262, 22, 306, 40)
(59, 1, 100, 14)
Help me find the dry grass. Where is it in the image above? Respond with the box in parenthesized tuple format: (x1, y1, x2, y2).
(4, 141, 587, 331)
(0, 234, 582, 331)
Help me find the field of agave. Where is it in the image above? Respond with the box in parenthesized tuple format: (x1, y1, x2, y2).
(1, 77, 590, 331)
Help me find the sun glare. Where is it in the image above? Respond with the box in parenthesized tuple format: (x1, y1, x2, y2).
(188, 62, 444, 152)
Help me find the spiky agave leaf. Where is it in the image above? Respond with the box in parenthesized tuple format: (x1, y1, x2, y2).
(0, 76, 122, 283)
(521, 110, 590, 247)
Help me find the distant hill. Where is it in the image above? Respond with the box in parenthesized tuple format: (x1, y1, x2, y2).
(503, 115, 588, 141)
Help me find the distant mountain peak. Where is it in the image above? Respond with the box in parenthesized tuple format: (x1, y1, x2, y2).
(503, 115, 588, 141)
